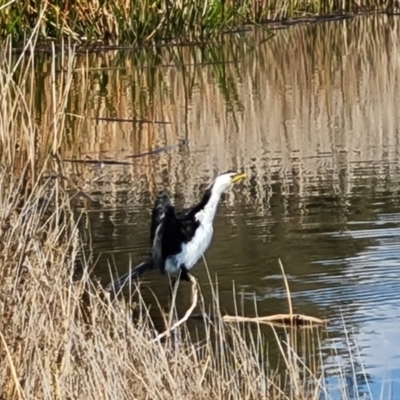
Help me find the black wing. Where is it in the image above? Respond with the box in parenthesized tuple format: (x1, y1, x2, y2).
(150, 192, 171, 245)
(150, 190, 206, 273)
(180, 187, 212, 219)
(151, 205, 187, 274)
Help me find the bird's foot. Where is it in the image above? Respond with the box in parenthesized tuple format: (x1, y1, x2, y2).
(179, 266, 191, 282)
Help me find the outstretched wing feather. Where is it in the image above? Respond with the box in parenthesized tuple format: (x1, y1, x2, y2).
(150, 192, 171, 245)
(152, 205, 186, 273)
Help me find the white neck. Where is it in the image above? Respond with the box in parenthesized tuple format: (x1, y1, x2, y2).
(200, 185, 224, 224)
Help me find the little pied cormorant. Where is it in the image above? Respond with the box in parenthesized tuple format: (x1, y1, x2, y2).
(109, 171, 246, 292)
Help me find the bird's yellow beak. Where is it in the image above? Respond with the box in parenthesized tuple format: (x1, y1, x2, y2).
(231, 172, 247, 183)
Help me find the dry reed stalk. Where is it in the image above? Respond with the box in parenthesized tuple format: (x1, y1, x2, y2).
(278, 258, 293, 317)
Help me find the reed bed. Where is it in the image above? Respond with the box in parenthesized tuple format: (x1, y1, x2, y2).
(0, 0, 398, 44)
(0, 31, 378, 400)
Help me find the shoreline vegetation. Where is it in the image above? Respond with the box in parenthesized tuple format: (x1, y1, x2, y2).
(0, 0, 398, 45)
(0, 15, 382, 400)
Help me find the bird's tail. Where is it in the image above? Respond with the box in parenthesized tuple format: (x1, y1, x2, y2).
(108, 258, 153, 293)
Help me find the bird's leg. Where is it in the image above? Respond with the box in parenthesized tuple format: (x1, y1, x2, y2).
(179, 266, 191, 282)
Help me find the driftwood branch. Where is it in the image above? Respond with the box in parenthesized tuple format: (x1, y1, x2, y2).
(153, 274, 198, 342)
(222, 314, 327, 328)
(223, 258, 328, 329)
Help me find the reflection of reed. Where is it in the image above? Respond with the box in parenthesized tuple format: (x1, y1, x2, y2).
(29, 16, 400, 207)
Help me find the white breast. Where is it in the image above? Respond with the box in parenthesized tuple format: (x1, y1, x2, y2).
(164, 220, 214, 275)
(164, 194, 221, 276)
(184, 222, 213, 269)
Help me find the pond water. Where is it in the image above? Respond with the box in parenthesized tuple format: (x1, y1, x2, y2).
(43, 15, 400, 399)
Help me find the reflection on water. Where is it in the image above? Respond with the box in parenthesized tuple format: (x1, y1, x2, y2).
(31, 15, 400, 399)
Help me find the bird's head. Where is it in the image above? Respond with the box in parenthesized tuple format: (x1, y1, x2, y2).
(212, 170, 247, 195)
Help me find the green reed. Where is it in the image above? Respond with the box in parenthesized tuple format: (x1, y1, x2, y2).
(0, 0, 395, 45)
